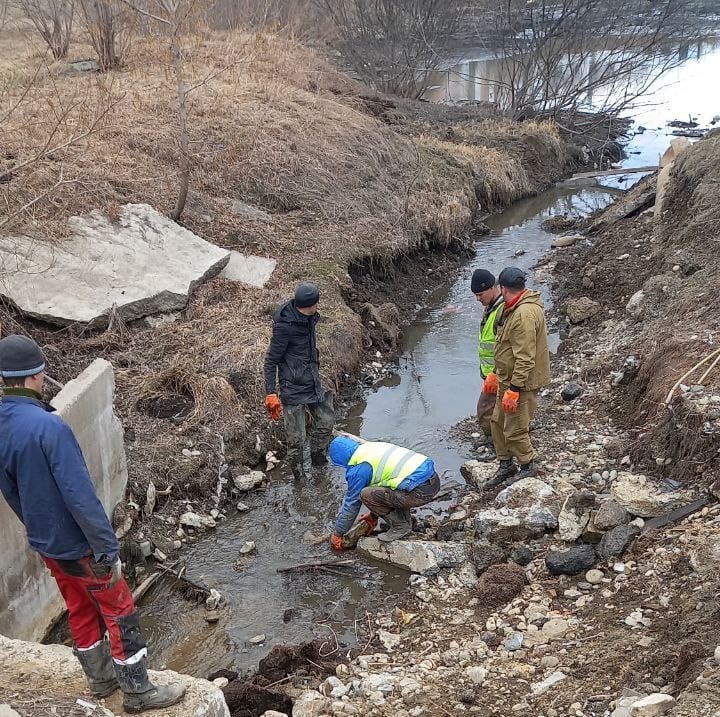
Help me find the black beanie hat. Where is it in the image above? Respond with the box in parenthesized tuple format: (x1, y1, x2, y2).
(471, 269, 496, 293)
(498, 267, 527, 290)
(0, 335, 46, 378)
(295, 282, 320, 309)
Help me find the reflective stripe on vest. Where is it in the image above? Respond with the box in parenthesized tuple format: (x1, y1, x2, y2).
(348, 441, 428, 489)
(478, 303, 503, 378)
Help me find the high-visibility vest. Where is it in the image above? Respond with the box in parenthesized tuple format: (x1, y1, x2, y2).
(348, 441, 428, 489)
(478, 302, 503, 378)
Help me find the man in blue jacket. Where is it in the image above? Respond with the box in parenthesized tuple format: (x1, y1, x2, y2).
(0, 335, 184, 713)
(328, 435, 440, 547)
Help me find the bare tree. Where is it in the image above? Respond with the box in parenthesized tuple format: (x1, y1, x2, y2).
(318, 0, 462, 98)
(79, 0, 134, 70)
(469, 0, 705, 121)
(17, 0, 74, 59)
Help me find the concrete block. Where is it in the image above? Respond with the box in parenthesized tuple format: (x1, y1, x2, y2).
(220, 250, 276, 288)
(0, 203, 230, 326)
(0, 635, 230, 717)
(0, 359, 128, 640)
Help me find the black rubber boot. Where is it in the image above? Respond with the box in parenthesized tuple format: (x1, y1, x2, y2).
(115, 658, 185, 714)
(509, 461, 537, 483)
(310, 449, 328, 467)
(486, 459, 518, 488)
(74, 640, 119, 698)
(289, 461, 307, 481)
(378, 509, 412, 542)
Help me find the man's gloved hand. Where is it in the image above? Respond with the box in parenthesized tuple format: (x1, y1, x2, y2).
(359, 513, 378, 532)
(330, 533, 344, 551)
(107, 558, 123, 588)
(265, 393, 282, 421)
(483, 372, 499, 394)
(501, 389, 520, 413)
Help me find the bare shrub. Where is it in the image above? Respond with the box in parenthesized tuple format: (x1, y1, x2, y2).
(79, 0, 134, 70)
(207, 0, 321, 35)
(319, 0, 462, 98)
(472, 0, 706, 120)
(18, 0, 74, 59)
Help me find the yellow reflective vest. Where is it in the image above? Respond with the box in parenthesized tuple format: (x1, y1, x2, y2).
(348, 441, 428, 489)
(478, 299, 504, 378)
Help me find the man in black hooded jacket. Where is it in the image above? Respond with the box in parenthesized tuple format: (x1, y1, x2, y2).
(264, 282, 335, 479)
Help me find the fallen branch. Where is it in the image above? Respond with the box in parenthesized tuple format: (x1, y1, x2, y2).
(277, 559, 356, 574)
(132, 571, 163, 604)
(156, 562, 212, 601)
(665, 347, 720, 405)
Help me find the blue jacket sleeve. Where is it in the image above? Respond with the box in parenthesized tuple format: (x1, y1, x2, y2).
(40, 418, 120, 563)
(0, 466, 24, 522)
(334, 463, 373, 535)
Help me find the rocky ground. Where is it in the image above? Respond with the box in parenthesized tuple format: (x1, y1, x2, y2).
(205, 133, 720, 717)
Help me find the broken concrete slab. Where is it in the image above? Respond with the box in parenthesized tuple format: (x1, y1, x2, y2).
(0, 203, 229, 327)
(356, 537, 469, 575)
(610, 472, 693, 518)
(0, 635, 230, 717)
(220, 250, 276, 288)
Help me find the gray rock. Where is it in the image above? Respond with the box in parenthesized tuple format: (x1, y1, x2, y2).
(233, 470, 265, 492)
(357, 538, 469, 575)
(597, 524, 640, 559)
(230, 199, 272, 221)
(496, 477, 557, 510)
(595, 500, 630, 530)
(566, 297, 601, 323)
(475, 506, 558, 543)
(460, 460, 496, 489)
(292, 690, 331, 717)
(66, 58, 99, 72)
(629, 693, 676, 716)
(472, 539, 509, 573)
(561, 382, 584, 401)
(545, 545, 596, 576)
(0, 204, 229, 327)
(509, 545, 533, 566)
(610, 472, 693, 517)
(626, 290, 646, 318)
(558, 501, 591, 542)
(179, 512, 217, 530)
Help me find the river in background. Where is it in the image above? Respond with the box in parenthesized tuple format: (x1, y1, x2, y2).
(138, 42, 720, 678)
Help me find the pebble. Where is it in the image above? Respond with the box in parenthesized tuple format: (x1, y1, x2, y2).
(237, 502, 250, 512)
(585, 569, 604, 584)
(715, 645, 720, 663)
(613, 562, 626, 573)
(249, 634, 266, 644)
(541, 656, 560, 669)
(239, 541, 256, 555)
(465, 666, 487, 685)
(212, 677, 229, 688)
(541, 618, 569, 640)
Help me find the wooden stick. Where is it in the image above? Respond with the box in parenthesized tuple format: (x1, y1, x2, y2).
(132, 572, 163, 604)
(155, 563, 211, 596)
(277, 558, 356, 574)
(665, 348, 720, 405)
(333, 429, 367, 444)
(698, 351, 720, 385)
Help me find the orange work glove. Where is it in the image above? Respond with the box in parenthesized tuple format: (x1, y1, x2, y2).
(330, 533, 344, 551)
(359, 513, 378, 532)
(264, 393, 282, 421)
(501, 389, 520, 413)
(483, 372, 499, 394)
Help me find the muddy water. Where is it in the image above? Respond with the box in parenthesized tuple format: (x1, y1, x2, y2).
(139, 185, 615, 677)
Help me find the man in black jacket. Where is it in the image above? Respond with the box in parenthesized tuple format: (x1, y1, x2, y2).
(264, 282, 335, 480)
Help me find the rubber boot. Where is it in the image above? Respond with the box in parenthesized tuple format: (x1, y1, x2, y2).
(115, 658, 186, 714)
(486, 459, 518, 489)
(289, 461, 307, 481)
(378, 509, 412, 543)
(310, 449, 328, 467)
(74, 640, 119, 698)
(509, 461, 537, 483)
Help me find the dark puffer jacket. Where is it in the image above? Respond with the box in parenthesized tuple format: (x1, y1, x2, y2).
(264, 300, 326, 407)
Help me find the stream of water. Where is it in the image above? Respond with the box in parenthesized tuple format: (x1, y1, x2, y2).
(138, 45, 720, 677)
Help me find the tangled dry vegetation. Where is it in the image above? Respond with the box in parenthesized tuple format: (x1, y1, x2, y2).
(1, 25, 572, 500)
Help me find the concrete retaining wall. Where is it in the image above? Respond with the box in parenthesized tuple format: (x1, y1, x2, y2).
(0, 358, 128, 640)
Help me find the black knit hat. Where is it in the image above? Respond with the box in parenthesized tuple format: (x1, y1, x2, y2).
(0, 335, 46, 378)
(498, 267, 527, 289)
(471, 269, 495, 293)
(295, 282, 320, 309)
